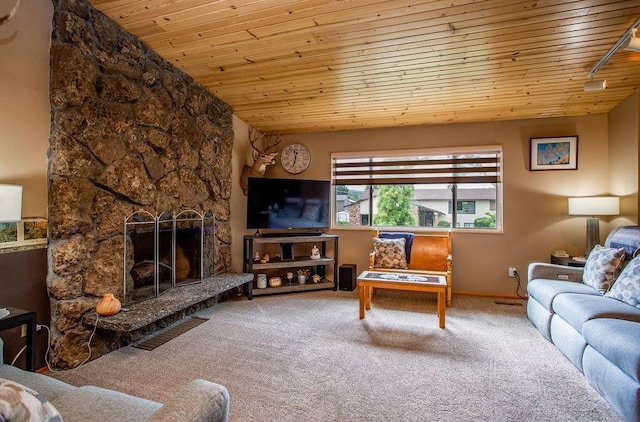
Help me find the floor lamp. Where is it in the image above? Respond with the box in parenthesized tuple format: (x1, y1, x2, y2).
(568, 196, 620, 256)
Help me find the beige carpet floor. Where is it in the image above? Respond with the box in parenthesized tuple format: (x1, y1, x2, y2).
(48, 290, 622, 421)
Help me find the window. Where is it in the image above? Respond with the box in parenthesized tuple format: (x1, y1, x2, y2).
(457, 201, 476, 214)
(331, 146, 502, 231)
(448, 201, 477, 214)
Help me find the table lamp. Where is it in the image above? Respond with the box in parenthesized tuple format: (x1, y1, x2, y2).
(568, 196, 619, 256)
(0, 184, 22, 222)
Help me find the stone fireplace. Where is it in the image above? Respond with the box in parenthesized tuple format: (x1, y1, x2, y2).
(47, 0, 235, 368)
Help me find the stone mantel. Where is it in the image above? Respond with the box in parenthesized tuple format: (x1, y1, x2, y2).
(83, 273, 252, 333)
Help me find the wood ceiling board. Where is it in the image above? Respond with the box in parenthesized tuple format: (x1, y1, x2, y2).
(88, 0, 640, 134)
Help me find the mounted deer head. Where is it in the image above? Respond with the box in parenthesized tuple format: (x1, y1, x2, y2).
(0, 0, 20, 26)
(240, 128, 282, 195)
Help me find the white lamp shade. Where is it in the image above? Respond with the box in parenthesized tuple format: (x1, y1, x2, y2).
(0, 184, 23, 222)
(568, 196, 620, 216)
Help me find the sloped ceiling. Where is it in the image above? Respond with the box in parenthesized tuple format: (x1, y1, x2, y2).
(89, 0, 640, 134)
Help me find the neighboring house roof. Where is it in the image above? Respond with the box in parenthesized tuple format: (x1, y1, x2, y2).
(413, 187, 496, 200)
(343, 201, 360, 210)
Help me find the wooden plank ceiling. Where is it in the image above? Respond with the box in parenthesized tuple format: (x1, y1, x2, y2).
(89, 0, 640, 134)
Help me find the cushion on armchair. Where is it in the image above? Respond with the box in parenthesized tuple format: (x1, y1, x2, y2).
(372, 237, 408, 269)
(379, 232, 414, 263)
(582, 245, 625, 294)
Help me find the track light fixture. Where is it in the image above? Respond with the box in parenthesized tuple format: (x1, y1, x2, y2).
(584, 79, 607, 92)
(624, 28, 640, 52)
(585, 16, 640, 88)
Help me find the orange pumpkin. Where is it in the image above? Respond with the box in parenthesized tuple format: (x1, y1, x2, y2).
(96, 293, 121, 316)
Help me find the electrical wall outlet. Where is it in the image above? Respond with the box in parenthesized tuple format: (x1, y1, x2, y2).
(508, 267, 517, 278)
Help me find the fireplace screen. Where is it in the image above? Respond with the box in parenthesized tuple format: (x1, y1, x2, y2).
(124, 210, 215, 305)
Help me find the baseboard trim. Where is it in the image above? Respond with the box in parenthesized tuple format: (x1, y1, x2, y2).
(452, 291, 526, 301)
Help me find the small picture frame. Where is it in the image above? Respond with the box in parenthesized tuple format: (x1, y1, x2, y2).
(530, 136, 578, 171)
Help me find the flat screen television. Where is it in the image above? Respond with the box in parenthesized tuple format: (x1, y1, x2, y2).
(246, 177, 331, 231)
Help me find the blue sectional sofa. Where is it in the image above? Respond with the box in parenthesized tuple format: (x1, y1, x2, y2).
(527, 226, 640, 422)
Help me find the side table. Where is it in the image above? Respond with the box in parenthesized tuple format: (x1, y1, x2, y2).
(550, 255, 586, 268)
(0, 306, 36, 371)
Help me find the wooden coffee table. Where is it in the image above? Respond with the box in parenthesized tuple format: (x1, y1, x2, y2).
(357, 271, 447, 329)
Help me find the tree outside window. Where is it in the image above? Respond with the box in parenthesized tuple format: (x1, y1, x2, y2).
(373, 185, 416, 226)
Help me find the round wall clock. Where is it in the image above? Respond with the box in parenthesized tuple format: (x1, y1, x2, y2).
(281, 143, 311, 174)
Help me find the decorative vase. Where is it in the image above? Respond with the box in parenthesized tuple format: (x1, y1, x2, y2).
(96, 293, 121, 316)
(298, 275, 307, 285)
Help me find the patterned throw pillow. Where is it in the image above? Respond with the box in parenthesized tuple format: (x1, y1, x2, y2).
(373, 237, 408, 269)
(582, 245, 626, 294)
(605, 255, 640, 309)
(0, 378, 63, 422)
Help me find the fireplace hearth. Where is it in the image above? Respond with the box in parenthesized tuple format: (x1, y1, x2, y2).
(124, 210, 215, 306)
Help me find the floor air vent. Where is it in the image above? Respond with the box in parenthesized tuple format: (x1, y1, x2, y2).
(134, 317, 208, 351)
(494, 301, 524, 306)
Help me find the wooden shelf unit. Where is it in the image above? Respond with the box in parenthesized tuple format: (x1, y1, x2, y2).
(243, 234, 338, 299)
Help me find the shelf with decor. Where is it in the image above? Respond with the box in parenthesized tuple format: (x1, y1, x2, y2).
(242, 234, 338, 299)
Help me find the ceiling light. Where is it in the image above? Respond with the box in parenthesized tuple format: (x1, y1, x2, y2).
(624, 28, 640, 52)
(583, 80, 607, 92)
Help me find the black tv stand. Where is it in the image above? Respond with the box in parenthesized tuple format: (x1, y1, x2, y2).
(260, 231, 323, 238)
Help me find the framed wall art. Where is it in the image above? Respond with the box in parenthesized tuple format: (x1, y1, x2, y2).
(530, 136, 578, 171)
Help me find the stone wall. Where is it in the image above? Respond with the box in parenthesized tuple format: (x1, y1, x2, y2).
(48, 0, 234, 368)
